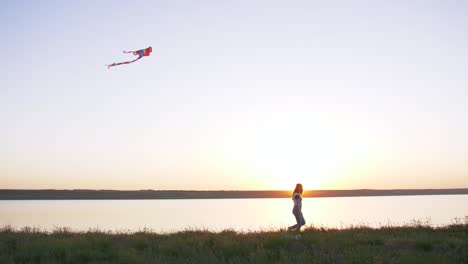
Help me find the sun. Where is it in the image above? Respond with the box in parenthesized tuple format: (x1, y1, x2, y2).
(218, 111, 375, 191)
(220, 121, 342, 190)
(249, 142, 336, 191)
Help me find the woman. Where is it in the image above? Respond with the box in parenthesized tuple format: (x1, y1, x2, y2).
(288, 183, 306, 231)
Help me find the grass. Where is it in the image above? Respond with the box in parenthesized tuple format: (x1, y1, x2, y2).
(0, 221, 467, 264)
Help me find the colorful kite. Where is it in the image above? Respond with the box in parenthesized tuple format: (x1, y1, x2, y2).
(106, 46, 152, 68)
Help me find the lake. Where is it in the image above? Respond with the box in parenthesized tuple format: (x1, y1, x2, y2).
(1, 195, 467, 232)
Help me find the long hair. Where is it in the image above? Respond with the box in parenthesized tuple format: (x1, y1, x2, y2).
(292, 183, 303, 199)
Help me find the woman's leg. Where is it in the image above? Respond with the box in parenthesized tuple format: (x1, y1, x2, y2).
(289, 207, 298, 230)
(290, 207, 303, 230)
(297, 213, 306, 230)
(298, 211, 306, 227)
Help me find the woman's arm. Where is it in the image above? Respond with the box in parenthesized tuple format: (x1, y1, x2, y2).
(294, 193, 300, 200)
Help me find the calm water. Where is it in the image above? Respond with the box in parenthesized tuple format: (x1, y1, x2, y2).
(1, 195, 467, 232)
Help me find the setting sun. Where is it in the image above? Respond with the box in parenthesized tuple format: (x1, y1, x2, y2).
(216, 110, 378, 190)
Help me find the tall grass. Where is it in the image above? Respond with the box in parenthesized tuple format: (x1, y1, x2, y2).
(0, 221, 467, 263)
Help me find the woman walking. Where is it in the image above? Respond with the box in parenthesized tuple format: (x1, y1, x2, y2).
(288, 183, 306, 231)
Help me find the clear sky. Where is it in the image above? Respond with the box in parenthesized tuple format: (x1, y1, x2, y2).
(2, 0, 467, 190)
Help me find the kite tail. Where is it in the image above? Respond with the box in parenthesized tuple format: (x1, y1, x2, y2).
(122, 50, 134, 54)
(106, 56, 143, 69)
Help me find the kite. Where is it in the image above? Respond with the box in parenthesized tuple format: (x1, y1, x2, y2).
(106, 46, 152, 69)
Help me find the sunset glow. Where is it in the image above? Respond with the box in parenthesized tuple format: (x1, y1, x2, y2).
(2, 0, 468, 190)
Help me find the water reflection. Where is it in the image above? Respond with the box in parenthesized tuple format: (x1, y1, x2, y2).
(0, 195, 466, 232)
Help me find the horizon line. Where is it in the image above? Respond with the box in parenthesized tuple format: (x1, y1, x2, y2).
(1, 188, 468, 191)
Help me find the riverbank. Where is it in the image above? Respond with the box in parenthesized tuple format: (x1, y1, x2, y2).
(1, 222, 466, 263)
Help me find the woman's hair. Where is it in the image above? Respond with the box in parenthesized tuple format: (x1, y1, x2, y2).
(292, 183, 303, 198)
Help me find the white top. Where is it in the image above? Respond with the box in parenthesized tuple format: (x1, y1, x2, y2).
(292, 192, 302, 209)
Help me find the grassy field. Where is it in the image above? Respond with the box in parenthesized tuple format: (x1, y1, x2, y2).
(0, 222, 467, 264)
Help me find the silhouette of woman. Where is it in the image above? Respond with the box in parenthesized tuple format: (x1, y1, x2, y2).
(288, 183, 306, 231)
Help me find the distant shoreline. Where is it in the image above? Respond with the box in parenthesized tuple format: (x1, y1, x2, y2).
(0, 188, 467, 200)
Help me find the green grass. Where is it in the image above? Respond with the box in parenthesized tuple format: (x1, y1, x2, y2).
(0, 223, 467, 264)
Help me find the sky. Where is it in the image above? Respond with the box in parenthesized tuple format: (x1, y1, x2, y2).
(1, 0, 468, 190)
